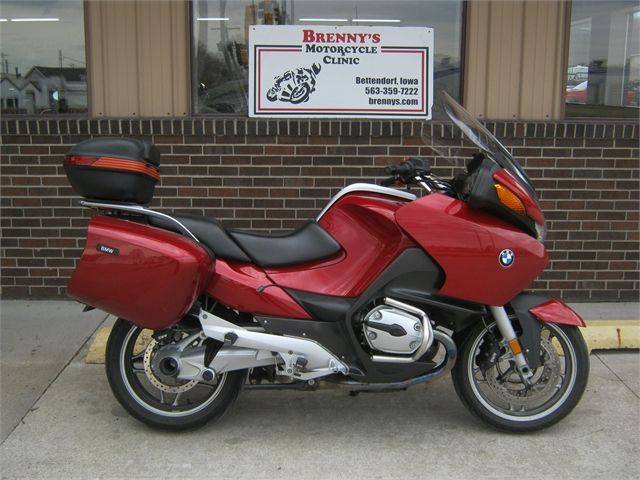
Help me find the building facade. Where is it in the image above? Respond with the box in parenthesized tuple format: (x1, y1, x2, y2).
(1, 0, 638, 301)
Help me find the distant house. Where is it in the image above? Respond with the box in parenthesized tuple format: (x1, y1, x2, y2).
(0, 66, 87, 114)
(0, 75, 41, 113)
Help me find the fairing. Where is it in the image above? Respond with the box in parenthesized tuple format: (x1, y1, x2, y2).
(204, 260, 311, 319)
(396, 193, 548, 306)
(264, 192, 416, 297)
(492, 169, 545, 225)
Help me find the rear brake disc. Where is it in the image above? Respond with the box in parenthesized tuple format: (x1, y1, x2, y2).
(142, 339, 199, 394)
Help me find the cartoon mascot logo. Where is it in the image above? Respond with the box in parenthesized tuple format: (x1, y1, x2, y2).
(266, 63, 322, 104)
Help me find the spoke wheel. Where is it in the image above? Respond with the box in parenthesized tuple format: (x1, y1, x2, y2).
(105, 319, 245, 430)
(452, 320, 589, 432)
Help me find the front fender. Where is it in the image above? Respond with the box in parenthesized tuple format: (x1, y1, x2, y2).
(508, 294, 585, 370)
(529, 299, 586, 327)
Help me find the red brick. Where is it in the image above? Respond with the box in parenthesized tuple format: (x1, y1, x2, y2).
(0, 119, 636, 301)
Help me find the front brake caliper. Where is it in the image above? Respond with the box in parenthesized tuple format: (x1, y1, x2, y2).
(477, 329, 501, 372)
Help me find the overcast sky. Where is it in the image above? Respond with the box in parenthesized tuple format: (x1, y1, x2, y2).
(0, 0, 86, 75)
(196, 0, 464, 58)
(0, 0, 464, 76)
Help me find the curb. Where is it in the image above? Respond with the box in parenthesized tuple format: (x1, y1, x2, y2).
(85, 320, 640, 364)
(579, 320, 640, 352)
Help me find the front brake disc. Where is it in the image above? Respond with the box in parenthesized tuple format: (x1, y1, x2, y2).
(484, 336, 562, 407)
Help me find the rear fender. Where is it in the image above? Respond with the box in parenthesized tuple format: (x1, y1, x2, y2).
(509, 294, 585, 370)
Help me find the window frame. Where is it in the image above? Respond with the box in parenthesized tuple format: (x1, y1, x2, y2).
(189, 0, 467, 118)
(564, 0, 640, 119)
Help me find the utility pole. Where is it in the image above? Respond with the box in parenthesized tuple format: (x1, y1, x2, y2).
(0, 52, 8, 75)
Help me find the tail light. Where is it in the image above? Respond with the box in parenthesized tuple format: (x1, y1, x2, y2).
(64, 155, 160, 180)
(64, 155, 99, 166)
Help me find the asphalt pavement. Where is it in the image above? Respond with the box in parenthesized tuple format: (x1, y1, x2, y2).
(0, 300, 639, 479)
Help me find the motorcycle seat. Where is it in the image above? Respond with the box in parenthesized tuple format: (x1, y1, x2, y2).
(227, 221, 342, 267)
(149, 214, 341, 267)
(149, 214, 252, 263)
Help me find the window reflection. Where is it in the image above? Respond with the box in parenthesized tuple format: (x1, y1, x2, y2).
(192, 0, 464, 116)
(566, 0, 639, 115)
(0, 0, 87, 115)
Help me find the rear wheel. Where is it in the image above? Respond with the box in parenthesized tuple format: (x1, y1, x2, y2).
(105, 319, 244, 430)
(452, 320, 589, 432)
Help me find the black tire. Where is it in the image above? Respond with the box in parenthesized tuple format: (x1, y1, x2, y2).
(266, 88, 279, 102)
(452, 321, 589, 432)
(105, 319, 245, 431)
(288, 84, 311, 104)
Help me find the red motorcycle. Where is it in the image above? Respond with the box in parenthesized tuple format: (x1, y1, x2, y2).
(64, 94, 589, 432)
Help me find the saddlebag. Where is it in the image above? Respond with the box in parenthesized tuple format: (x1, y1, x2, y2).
(64, 137, 160, 205)
(68, 215, 213, 330)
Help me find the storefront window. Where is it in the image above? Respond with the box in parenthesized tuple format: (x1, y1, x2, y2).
(0, 0, 87, 115)
(192, 0, 464, 116)
(566, 0, 640, 117)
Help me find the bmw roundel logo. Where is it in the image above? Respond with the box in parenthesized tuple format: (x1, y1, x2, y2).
(499, 249, 515, 268)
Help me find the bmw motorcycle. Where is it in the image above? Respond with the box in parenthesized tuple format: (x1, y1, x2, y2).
(64, 94, 589, 432)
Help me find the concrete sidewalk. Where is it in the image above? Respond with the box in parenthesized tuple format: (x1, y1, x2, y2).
(0, 301, 108, 443)
(0, 300, 638, 479)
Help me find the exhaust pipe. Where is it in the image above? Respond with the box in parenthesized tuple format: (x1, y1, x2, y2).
(341, 330, 457, 392)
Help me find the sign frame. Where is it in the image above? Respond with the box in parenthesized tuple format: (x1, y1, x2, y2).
(249, 25, 434, 119)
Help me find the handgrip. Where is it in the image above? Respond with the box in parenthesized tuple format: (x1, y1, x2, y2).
(381, 177, 397, 187)
(384, 162, 414, 176)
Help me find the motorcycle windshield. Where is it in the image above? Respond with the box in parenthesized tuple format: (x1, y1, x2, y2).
(442, 92, 537, 197)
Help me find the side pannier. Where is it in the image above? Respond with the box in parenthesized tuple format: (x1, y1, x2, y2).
(64, 137, 160, 204)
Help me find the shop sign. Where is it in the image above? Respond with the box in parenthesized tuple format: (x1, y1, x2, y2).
(249, 25, 433, 119)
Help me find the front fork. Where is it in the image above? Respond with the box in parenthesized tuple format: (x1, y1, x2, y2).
(489, 305, 534, 384)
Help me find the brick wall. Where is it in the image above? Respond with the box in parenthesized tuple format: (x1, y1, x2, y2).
(1, 118, 638, 301)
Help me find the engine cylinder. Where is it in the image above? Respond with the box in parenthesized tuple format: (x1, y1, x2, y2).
(363, 302, 427, 355)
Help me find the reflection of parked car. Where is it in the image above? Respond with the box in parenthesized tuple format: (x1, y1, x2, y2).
(566, 80, 587, 104)
(626, 81, 639, 107)
(566, 79, 639, 106)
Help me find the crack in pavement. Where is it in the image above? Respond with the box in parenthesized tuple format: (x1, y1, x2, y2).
(593, 351, 640, 400)
(0, 313, 110, 447)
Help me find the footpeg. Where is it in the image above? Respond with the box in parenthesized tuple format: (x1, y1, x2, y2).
(295, 356, 308, 371)
(224, 332, 238, 345)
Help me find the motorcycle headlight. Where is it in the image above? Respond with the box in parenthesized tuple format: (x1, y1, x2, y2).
(535, 222, 547, 243)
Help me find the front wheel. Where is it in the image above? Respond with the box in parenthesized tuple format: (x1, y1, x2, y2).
(105, 319, 245, 431)
(288, 83, 311, 104)
(452, 321, 589, 432)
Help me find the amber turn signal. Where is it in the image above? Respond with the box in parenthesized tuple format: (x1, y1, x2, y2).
(494, 184, 526, 215)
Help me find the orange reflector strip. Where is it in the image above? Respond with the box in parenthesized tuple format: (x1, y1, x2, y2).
(494, 184, 526, 215)
(509, 338, 523, 355)
(92, 157, 160, 180)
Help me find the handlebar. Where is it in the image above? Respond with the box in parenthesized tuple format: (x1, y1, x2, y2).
(381, 157, 453, 195)
(380, 176, 397, 187)
(384, 162, 415, 176)
(384, 157, 431, 178)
